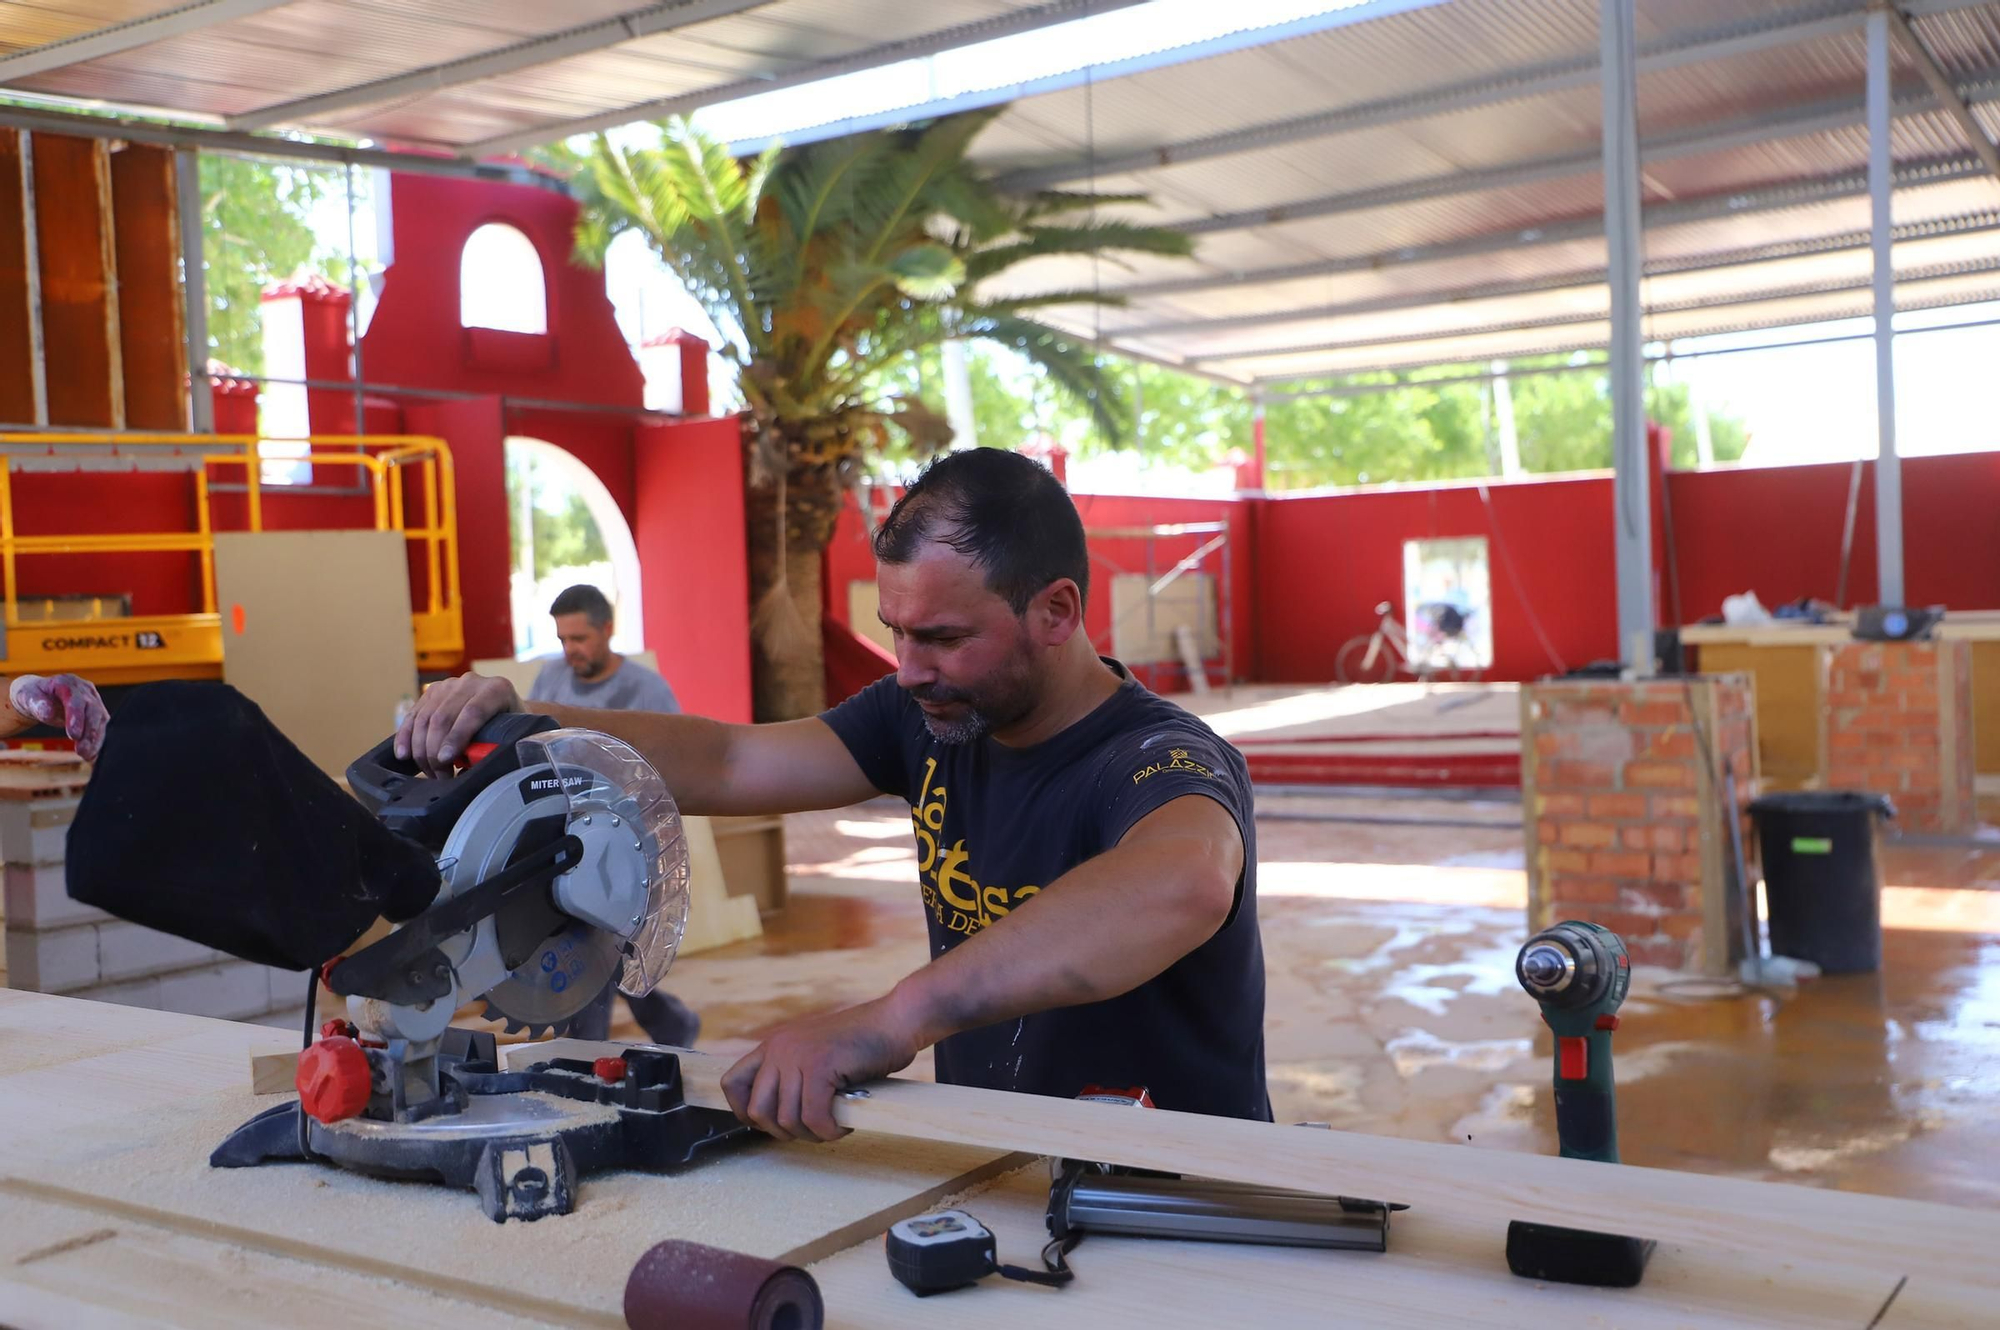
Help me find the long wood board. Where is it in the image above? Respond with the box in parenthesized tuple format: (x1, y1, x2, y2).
(0, 989, 1016, 1325)
(521, 1038, 2000, 1297)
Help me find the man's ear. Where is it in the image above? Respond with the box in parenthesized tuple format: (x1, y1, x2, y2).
(1031, 578, 1085, 646)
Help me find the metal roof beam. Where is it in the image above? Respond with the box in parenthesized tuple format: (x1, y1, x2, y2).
(0, 0, 295, 81)
(1886, 2, 2000, 184)
(1181, 254, 2000, 365)
(993, 0, 1996, 192)
(226, 0, 782, 133)
(1109, 151, 1991, 300)
(1119, 209, 2000, 338)
(460, 0, 1149, 158)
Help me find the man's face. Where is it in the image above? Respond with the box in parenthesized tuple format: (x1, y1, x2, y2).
(554, 612, 614, 680)
(878, 542, 1042, 743)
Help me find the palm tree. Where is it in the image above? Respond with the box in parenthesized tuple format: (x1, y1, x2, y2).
(564, 110, 1194, 721)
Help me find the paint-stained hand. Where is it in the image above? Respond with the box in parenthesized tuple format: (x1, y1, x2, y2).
(393, 671, 522, 776)
(7, 673, 109, 761)
(721, 995, 925, 1143)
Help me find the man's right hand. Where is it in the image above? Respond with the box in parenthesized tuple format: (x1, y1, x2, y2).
(394, 673, 522, 776)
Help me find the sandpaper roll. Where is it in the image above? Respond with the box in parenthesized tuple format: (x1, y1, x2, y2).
(624, 1240, 824, 1330)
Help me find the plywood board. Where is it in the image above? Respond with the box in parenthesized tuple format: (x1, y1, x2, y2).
(216, 530, 417, 777)
(525, 1039, 2000, 1296)
(0, 128, 36, 424)
(0, 989, 1016, 1325)
(30, 132, 120, 428)
(107, 142, 186, 430)
(806, 1159, 1916, 1330)
(1694, 642, 1820, 789)
(678, 814, 763, 954)
(1109, 571, 1216, 666)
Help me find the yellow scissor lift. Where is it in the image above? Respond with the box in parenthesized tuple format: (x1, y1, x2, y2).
(0, 433, 463, 686)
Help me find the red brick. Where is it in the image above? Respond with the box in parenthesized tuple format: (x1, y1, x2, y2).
(1625, 935, 1689, 968)
(1651, 794, 1701, 821)
(1641, 731, 1696, 760)
(1828, 729, 1869, 751)
(1825, 689, 1870, 708)
(1592, 909, 1663, 938)
(1545, 849, 1591, 874)
(1588, 793, 1648, 819)
(1659, 912, 1706, 939)
(1625, 760, 1694, 789)
(1537, 793, 1585, 818)
(1560, 822, 1618, 848)
(1534, 732, 1570, 758)
(1621, 824, 1684, 852)
(1887, 749, 1936, 772)
(1544, 698, 1618, 725)
(1589, 850, 1653, 878)
(1654, 851, 1704, 882)
(1544, 760, 1617, 790)
(1904, 768, 1942, 792)
(1619, 881, 1686, 911)
(1549, 878, 1619, 905)
(1537, 821, 1560, 844)
(1620, 700, 1689, 727)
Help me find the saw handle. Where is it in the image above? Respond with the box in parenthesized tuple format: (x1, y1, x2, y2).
(345, 711, 561, 850)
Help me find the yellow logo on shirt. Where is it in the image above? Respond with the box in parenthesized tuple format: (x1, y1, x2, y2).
(909, 757, 1042, 937)
(1132, 746, 1214, 784)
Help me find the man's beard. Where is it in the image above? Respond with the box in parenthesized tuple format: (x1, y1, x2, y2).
(909, 662, 1037, 744)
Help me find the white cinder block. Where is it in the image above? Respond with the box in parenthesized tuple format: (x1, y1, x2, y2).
(3, 862, 107, 930)
(74, 974, 164, 1011)
(96, 921, 216, 983)
(158, 961, 275, 1021)
(0, 799, 79, 866)
(4, 922, 98, 993)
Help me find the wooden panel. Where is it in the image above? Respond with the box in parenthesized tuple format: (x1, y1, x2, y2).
(0, 129, 35, 423)
(678, 814, 764, 954)
(1973, 640, 2000, 775)
(525, 1039, 2000, 1295)
(30, 133, 120, 428)
(1695, 642, 1821, 788)
(107, 143, 185, 430)
(0, 989, 1019, 1326)
(215, 531, 417, 777)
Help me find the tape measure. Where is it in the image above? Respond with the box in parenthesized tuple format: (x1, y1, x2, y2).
(885, 1209, 1077, 1297)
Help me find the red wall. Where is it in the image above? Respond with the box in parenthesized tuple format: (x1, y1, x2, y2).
(635, 418, 752, 722)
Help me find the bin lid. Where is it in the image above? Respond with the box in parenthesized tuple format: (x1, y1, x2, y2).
(1749, 790, 1896, 820)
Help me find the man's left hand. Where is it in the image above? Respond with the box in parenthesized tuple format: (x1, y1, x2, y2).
(720, 994, 925, 1143)
(8, 674, 109, 761)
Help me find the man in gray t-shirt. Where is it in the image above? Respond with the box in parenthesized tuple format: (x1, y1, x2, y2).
(525, 584, 697, 1047)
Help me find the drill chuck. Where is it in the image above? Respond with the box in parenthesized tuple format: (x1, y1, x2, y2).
(1516, 922, 1624, 1011)
(1518, 941, 1576, 995)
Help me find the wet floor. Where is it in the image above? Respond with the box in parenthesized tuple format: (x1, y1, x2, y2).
(623, 794, 2000, 1210)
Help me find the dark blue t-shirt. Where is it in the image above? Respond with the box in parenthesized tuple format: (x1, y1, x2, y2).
(820, 661, 1270, 1121)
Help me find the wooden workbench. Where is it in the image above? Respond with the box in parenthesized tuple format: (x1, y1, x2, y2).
(1, 988, 1991, 1328)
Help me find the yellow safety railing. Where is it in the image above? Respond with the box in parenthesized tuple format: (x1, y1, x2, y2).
(0, 433, 463, 685)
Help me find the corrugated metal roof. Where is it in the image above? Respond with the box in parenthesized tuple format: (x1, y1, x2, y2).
(7, 0, 2000, 382)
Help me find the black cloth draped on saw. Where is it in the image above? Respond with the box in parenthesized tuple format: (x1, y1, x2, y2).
(64, 680, 439, 971)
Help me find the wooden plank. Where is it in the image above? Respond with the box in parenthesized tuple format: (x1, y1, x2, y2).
(30, 133, 120, 428)
(215, 531, 418, 778)
(806, 1158, 1909, 1330)
(0, 128, 36, 423)
(519, 1039, 2000, 1294)
(247, 1050, 295, 1095)
(1693, 642, 1820, 789)
(107, 143, 185, 430)
(1973, 640, 2000, 776)
(679, 814, 763, 954)
(0, 989, 1018, 1324)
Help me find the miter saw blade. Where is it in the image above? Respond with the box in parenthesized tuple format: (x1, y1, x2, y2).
(477, 918, 624, 1036)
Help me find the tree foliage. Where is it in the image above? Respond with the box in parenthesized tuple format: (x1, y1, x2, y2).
(505, 454, 608, 576)
(194, 155, 348, 374)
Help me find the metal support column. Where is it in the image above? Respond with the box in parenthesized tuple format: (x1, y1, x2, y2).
(175, 148, 212, 433)
(1869, 4, 1905, 605)
(1602, 0, 1653, 668)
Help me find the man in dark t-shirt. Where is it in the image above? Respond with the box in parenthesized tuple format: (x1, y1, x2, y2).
(397, 448, 1269, 1139)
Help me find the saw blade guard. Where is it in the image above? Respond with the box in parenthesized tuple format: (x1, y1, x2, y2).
(516, 729, 690, 999)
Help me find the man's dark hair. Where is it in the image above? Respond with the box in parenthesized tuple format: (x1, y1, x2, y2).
(549, 584, 614, 627)
(873, 449, 1089, 613)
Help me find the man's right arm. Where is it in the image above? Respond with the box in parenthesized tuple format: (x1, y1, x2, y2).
(393, 673, 878, 816)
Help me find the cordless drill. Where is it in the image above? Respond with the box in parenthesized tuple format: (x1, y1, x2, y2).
(1505, 920, 1654, 1287)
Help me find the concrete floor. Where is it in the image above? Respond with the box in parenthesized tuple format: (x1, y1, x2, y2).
(625, 793, 2000, 1212)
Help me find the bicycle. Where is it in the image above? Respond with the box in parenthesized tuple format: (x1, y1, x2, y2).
(1334, 601, 1485, 684)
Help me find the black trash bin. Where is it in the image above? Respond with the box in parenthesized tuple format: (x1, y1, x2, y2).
(1749, 791, 1896, 975)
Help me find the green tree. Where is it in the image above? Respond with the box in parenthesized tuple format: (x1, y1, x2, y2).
(195, 155, 347, 374)
(561, 112, 1194, 719)
(506, 454, 609, 577)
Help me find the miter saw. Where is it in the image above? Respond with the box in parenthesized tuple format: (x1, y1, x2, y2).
(209, 714, 751, 1220)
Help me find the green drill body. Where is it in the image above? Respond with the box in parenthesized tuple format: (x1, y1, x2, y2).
(1518, 920, 1631, 1165)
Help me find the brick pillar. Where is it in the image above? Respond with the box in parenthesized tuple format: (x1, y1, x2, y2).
(1822, 640, 1975, 834)
(1522, 676, 1755, 974)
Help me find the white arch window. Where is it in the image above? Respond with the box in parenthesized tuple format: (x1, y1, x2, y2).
(460, 223, 548, 334)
